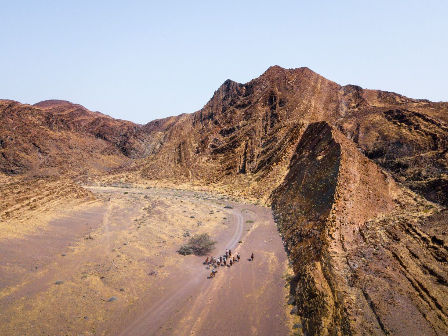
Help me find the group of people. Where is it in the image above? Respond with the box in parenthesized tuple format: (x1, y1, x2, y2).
(206, 249, 254, 278)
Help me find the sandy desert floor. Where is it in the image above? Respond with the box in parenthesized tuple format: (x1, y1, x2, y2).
(0, 186, 296, 335)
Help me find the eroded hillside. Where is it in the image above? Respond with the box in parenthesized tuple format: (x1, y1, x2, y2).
(272, 122, 448, 335)
(0, 99, 152, 176)
(2, 67, 447, 206)
(138, 66, 448, 205)
(1, 176, 96, 238)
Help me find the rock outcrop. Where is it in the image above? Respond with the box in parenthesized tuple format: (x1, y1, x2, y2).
(272, 121, 448, 335)
(1, 176, 94, 223)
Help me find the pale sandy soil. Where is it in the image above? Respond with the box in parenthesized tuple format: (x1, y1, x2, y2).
(0, 186, 294, 335)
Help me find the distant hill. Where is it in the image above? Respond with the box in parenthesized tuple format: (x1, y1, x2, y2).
(0, 99, 152, 176)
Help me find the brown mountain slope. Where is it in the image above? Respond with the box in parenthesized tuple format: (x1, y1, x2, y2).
(139, 66, 448, 205)
(272, 122, 448, 336)
(2, 67, 446, 205)
(0, 99, 152, 176)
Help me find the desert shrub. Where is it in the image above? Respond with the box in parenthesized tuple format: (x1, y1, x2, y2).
(178, 245, 193, 255)
(178, 233, 216, 256)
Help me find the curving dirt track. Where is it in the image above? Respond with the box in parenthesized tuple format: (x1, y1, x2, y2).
(0, 186, 292, 335)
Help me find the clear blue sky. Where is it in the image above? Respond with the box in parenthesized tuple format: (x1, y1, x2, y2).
(1, 1, 447, 124)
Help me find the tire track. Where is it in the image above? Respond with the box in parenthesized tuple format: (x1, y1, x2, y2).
(226, 209, 244, 251)
(118, 206, 245, 336)
(102, 199, 139, 299)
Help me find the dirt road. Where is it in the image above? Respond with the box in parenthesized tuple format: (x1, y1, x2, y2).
(0, 186, 292, 335)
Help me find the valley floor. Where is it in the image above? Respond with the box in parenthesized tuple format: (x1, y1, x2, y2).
(0, 186, 293, 335)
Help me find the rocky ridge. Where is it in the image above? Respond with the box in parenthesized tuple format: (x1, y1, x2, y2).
(272, 122, 448, 335)
(138, 66, 448, 206)
(137, 67, 448, 335)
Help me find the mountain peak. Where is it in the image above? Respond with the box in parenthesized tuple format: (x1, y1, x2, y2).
(212, 79, 242, 99)
(33, 100, 77, 109)
(261, 65, 287, 78)
(258, 66, 322, 84)
(265, 64, 285, 72)
(262, 65, 315, 76)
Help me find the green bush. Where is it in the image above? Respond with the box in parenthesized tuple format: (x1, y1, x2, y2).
(178, 245, 194, 255)
(178, 233, 216, 256)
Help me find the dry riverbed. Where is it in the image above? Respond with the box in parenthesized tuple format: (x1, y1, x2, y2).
(0, 186, 295, 335)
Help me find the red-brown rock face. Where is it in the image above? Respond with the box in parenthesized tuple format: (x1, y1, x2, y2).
(0, 100, 152, 176)
(272, 122, 448, 335)
(2, 67, 447, 206)
(139, 66, 448, 205)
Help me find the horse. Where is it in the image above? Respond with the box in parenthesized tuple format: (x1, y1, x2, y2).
(251, 253, 254, 261)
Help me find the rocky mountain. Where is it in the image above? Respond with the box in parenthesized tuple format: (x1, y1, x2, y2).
(139, 66, 448, 206)
(0, 99, 152, 176)
(1, 66, 447, 335)
(3, 67, 447, 206)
